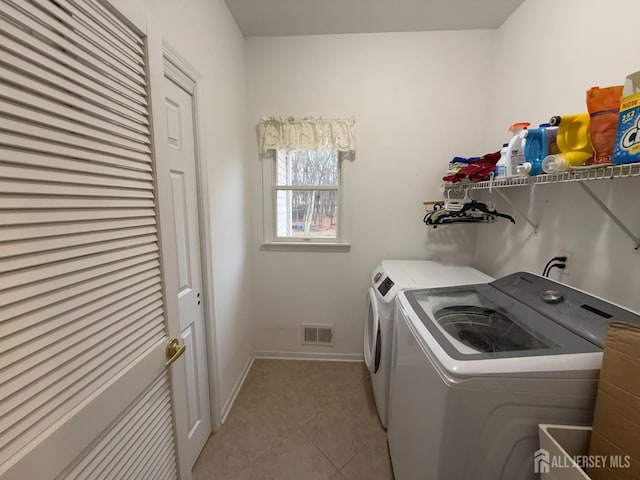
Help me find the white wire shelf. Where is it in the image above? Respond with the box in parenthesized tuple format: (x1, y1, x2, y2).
(437, 161, 640, 250)
(443, 162, 640, 191)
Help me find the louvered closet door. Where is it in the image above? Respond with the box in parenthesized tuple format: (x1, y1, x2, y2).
(0, 1, 179, 479)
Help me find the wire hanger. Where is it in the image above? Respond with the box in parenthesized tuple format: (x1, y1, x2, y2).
(423, 199, 515, 228)
(459, 201, 515, 224)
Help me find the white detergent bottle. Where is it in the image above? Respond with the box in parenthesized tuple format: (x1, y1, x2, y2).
(495, 143, 509, 178)
(505, 122, 530, 177)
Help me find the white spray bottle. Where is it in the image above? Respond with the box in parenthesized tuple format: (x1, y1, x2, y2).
(504, 122, 530, 177)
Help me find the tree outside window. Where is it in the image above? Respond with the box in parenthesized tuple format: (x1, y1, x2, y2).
(275, 150, 339, 239)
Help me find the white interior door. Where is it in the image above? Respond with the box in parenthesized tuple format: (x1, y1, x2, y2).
(163, 74, 212, 468)
(0, 1, 187, 479)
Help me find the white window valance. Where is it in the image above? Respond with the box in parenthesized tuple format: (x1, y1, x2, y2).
(258, 116, 356, 154)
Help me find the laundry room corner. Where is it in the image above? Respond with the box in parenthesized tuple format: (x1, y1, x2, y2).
(245, 30, 497, 359)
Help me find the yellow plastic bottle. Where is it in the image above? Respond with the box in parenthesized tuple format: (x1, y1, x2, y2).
(549, 113, 593, 161)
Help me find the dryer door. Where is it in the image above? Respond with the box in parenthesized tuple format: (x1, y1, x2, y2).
(364, 287, 381, 373)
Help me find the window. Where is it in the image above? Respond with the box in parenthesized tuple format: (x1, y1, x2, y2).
(258, 116, 355, 249)
(275, 150, 340, 239)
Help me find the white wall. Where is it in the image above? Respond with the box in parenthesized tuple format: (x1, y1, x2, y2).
(142, 0, 255, 415)
(246, 31, 495, 357)
(474, 0, 640, 313)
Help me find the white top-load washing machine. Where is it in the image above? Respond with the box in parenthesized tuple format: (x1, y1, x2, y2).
(365, 260, 492, 428)
(387, 271, 640, 480)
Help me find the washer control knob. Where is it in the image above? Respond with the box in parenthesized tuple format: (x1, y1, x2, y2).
(541, 290, 565, 304)
(373, 272, 382, 283)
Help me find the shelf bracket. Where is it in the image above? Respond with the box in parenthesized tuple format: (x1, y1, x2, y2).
(492, 188, 539, 234)
(577, 181, 640, 251)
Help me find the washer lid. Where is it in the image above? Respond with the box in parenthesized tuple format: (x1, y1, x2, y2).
(374, 260, 493, 303)
(491, 272, 640, 347)
(433, 305, 555, 355)
(404, 284, 602, 361)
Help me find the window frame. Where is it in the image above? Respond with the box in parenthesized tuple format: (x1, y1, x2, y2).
(261, 149, 351, 251)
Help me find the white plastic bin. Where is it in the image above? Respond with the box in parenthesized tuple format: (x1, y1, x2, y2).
(537, 424, 592, 480)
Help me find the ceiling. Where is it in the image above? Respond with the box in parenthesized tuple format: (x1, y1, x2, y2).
(224, 0, 526, 37)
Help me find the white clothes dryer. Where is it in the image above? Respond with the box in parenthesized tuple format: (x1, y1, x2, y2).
(364, 260, 492, 428)
(388, 271, 640, 480)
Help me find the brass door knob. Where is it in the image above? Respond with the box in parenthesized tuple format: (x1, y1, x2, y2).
(165, 338, 186, 367)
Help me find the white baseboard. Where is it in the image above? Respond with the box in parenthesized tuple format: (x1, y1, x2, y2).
(220, 354, 255, 424)
(254, 350, 364, 363)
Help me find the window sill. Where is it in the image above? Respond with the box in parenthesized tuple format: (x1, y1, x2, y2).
(261, 241, 351, 252)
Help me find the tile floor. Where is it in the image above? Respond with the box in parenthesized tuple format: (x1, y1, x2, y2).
(192, 359, 395, 480)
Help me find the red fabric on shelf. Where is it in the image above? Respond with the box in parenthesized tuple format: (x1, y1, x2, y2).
(442, 152, 500, 183)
